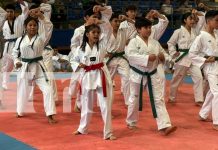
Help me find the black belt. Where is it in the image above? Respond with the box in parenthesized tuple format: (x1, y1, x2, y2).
(4, 38, 17, 55)
(106, 51, 128, 65)
(130, 65, 158, 118)
(5, 38, 17, 42)
(21, 56, 49, 82)
(175, 49, 189, 63)
(204, 56, 218, 61)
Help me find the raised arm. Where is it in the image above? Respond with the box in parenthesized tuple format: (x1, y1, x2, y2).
(93, 5, 112, 22)
(40, 3, 52, 19)
(151, 11, 169, 40)
(193, 10, 206, 35)
(94, 5, 113, 35)
(36, 11, 53, 46)
(70, 28, 83, 52)
(16, 0, 29, 22)
(15, 1, 29, 36)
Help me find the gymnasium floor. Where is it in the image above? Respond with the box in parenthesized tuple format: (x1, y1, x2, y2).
(0, 74, 217, 150)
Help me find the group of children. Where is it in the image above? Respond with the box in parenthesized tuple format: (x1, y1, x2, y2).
(0, 0, 218, 140)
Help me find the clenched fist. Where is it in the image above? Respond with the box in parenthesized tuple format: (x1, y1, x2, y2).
(148, 54, 157, 62)
(15, 62, 22, 69)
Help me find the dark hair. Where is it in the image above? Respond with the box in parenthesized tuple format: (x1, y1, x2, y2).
(110, 12, 120, 21)
(29, 4, 40, 10)
(125, 5, 137, 12)
(84, 7, 95, 17)
(24, 16, 39, 27)
(141, 10, 150, 18)
(32, 0, 41, 5)
(205, 10, 218, 23)
(23, 17, 39, 49)
(84, 7, 102, 19)
(82, 1, 98, 10)
(181, 12, 192, 24)
(81, 24, 101, 52)
(5, 4, 15, 10)
(135, 17, 152, 29)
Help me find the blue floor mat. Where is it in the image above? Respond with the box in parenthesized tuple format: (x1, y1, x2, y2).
(165, 74, 193, 84)
(0, 132, 36, 150)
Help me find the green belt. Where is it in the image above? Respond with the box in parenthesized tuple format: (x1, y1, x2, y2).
(204, 56, 218, 61)
(21, 56, 48, 82)
(106, 51, 128, 65)
(175, 49, 189, 63)
(130, 65, 158, 118)
(21, 56, 43, 63)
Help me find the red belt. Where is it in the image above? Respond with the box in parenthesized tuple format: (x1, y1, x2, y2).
(80, 62, 107, 97)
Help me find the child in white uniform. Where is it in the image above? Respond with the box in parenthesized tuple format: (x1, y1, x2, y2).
(189, 10, 218, 130)
(106, 12, 136, 106)
(1, 1, 28, 90)
(72, 24, 116, 140)
(12, 10, 56, 124)
(126, 17, 177, 135)
(28, 2, 59, 102)
(68, 5, 112, 112)
(168, 12, 205, 105)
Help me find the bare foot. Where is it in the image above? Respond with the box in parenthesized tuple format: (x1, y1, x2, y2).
(74, 105, 81, 113)
(48, 115, 57, 124)
(168, 99, 176, 104)
(73, 131, 82, 135)
(161, 126, 177, 136)
(16, 113, 23, 118)
(106, 135, 117, 140)
(195, 102, 203, 107)
(127, 124, 137, 130)
(198, 115, 212, 122)
(213, 125, 218, 131)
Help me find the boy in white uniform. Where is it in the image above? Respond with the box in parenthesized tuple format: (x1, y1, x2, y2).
(126, 17, 177, 135)
(118, 5, 137, 93)
(106, 12, 136, 106)
(1, 0, 28, 90)
(168, 11, 205, 105)
(189, 10, 218, 130)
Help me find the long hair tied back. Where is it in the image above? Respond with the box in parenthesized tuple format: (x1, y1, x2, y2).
(81, 24, 101, 52)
